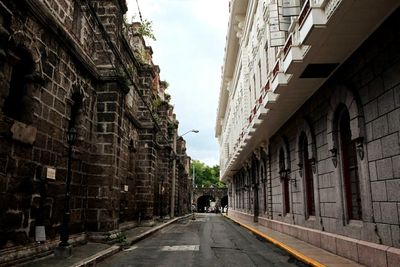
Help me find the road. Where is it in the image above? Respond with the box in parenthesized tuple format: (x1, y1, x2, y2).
(98, 213, 308, 267)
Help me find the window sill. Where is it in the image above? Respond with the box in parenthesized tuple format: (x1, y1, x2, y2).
(306, 215, 316, 221)
(347, 219, 363, 228)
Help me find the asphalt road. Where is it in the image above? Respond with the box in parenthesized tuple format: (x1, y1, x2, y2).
(98, 213, 308, 267)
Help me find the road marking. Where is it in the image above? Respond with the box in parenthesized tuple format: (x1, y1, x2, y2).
(123, 245, 138, 252)
(161, 245, 200, 251)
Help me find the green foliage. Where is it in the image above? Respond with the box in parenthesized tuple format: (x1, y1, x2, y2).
(137, 19, 156, 41)
(160, 80, 169, 89)
(134, 48, 149, 65)
(192, 160, 224, 188)
(104, 232, 126, 243)
(123, 15, 156, 41)
(115, 232, 126, 243)
(153, 97, 162, 109)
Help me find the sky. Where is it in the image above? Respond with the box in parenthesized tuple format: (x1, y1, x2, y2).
(126, 0, 230, 166)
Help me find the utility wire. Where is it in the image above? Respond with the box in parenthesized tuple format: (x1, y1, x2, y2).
(136, 0, 143, 22)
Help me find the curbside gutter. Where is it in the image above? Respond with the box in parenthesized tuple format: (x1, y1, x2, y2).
(73, 214, 192, 267)
(223, 214, 326, 267)
(125, 214, 192, 246)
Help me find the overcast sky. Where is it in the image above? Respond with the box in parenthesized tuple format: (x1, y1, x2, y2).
(126, 0, 230, 166)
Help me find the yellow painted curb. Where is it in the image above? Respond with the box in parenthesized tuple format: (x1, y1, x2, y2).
(223, 214, 326, 267)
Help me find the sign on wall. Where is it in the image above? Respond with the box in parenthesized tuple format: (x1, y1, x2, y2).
(46, 167, 56, 180)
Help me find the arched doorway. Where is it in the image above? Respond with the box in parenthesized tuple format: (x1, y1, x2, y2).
(197, 195, 215, 213)
(221, 195, 228, 210)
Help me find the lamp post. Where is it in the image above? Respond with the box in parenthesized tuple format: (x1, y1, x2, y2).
(170, 129, 199, 218)
(191, 163, 196, 220)
(159, 175, 165, 220)
(57, 127, 77, 256)
(180, 129, 199, 137)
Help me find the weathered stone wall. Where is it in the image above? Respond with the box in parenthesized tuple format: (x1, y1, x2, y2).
(0, 0, 102, 246)
(0, 0, 188, 258)
(194, 188, 228, 207)
(265, 8, 400, 247)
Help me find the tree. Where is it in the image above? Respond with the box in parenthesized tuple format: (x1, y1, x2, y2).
(192, 160, 225, 188)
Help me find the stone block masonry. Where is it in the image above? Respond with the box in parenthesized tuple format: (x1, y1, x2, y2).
(0, 0, 191, 264)
(226, 6, 400, 267)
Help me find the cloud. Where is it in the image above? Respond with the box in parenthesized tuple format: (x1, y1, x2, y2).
(126, 0, 230, 166)
(190, 0, 230, 32)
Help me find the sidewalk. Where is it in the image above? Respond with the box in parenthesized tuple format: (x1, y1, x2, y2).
(16, 214, 191, 267)
(223, 214, 364, 267)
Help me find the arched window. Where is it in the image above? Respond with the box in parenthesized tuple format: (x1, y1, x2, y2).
(338, 107, 362, 221)
(260, 163, 267, 214)
(279, 148, 290, 214)
(299, 133, 315, 217)
(3, 47, 34, 123)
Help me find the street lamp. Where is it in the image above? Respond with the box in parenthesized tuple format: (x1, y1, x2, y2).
(191, 163, 196, 220)
(57, 127, 77, 255)
(180, 129, 199, 137)
(170, 129, 199, 218)
(159, 175, 165, 220)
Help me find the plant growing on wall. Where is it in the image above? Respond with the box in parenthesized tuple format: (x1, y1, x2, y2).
(153, 97, 162, 109)
(137, 19, 156, 41)
(134, 48, 149, 65)
(123, 15, 156, 41)
(167, 121, 176, 137)
(160, 80, 169, 89)
(116, 66, 133, 94)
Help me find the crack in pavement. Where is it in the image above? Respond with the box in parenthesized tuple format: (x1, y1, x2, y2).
(210, 246, 243, 251)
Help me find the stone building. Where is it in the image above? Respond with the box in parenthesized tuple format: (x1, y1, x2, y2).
(216, 0, 400, 266)
(0, 0, 190, 264)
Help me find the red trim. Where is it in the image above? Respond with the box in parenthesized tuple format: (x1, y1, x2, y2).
(298, 0, 311, 27)
(283, 35, 292, 56)
(273, 61, 280, 77)
(264, 81, 270, 92)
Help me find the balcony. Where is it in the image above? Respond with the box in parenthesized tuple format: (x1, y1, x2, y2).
(271, 70, 291, 95)
(270, 0, 400, 129)
(220, 0, 399, 181)
(264, 90, 279, 109)
(298, 1, 326, 45)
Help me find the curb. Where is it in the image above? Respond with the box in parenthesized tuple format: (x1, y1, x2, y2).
(223, 214, 326, 267)
(71, 245, 120, 267)
(73, 214, 192, 267)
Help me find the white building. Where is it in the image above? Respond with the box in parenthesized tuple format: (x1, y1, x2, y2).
(216, 1, 400, 266)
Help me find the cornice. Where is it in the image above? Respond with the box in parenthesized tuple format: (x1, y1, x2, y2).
(24, 0, 100, 79)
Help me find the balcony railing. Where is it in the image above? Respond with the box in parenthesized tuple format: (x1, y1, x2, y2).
(282, 34, 293, 57)
(272, 61, 280, 77)
(298, 0, 311, 27)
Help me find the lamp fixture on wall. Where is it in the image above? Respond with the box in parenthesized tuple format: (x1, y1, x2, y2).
(279, 168, 296, 187)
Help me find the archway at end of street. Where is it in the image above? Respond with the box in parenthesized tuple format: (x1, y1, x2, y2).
(197, 195, 215, 213)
